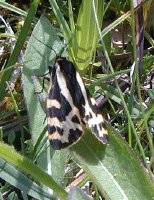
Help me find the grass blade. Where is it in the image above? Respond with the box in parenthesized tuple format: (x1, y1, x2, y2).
(0, 158, 52, 200)
(48, 0, 71, 40)
(0, 2, 27, 17)
(0, 142, 67, 200)
(0, 0, 40, 101)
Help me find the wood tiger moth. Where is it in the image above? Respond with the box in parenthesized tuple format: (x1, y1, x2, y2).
(47, 57, 108, 150)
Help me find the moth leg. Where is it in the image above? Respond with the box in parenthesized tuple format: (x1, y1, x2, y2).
(6, 65, 22, 92)
(31, 75, 48, 113)
(38, 76, 50, 94)
(32, 72, 51, 94)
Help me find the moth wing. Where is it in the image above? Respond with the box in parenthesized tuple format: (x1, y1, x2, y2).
(84, 97, 108, 144)
(47, 66, 83, 150)
(47, 58, 108, 149)
(75, 70, 108, 144)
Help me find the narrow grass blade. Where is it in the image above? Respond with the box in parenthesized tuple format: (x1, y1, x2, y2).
(0, 142, 68, 200)
(0, 2, 27, 17)
(0, 158, 52, 200)
(0, 0, 40, 101)
(48, 0, 71, 40)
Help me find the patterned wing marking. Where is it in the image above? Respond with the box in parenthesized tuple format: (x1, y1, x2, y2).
(75, 71, 108, 144)
(57, 58, 86, 117)
(47, 61, 84, 150)
(71, 115, 80, 124)
(47, 99, 61, 109)
(47, 106, 84, 149)
(47, 57, 108, 149)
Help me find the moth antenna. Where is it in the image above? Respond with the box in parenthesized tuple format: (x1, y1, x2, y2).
(31, 33, 74, 60)
(31, 33, 60, 57)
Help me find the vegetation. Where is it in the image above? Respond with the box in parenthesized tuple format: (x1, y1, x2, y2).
(0, 0, 154, 199)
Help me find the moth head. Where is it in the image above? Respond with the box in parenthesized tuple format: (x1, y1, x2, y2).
(56, 57, 76, 79)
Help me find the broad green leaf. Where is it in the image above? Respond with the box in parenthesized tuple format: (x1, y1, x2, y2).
(22, 16, 53, 175)
(71, 129, 154, 200)
(22, 16, 68, 191)
(73, 0, 104, 70)
(50, 150, 69, 186)
(0, 158, 51, 200)
(23, 15, 61, 147)
(68, 187, 92, 200)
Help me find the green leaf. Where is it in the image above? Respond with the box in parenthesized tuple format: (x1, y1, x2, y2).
(71, 129, 154, 200)
(0, 142, 67, 200)
(22, 16, 61, 145)
(68, 187, 92, 200)
(22, 15, 68, 193)
(50, 150, 69, 186)
(0, 158, 52, 200)
(68, 0, 75, 33)
(73, 0, 104, 70)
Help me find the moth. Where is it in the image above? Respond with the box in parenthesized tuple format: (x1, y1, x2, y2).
(47, 57, 108, 149)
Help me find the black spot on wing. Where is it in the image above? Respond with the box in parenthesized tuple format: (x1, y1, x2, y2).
(92, 124, 99, 134)
(85, 115, 89, 121)
(47, 94, 72, 121)
(50, 128, 83, 150)
(48, 74, 60, 101)
(56, 127, 63, 135)
(50, 139, 74, 150)
(71, 115, 80, 124)
(68, 128, 82, 143)
(101, 122, 107, 129)
(89, 112, 92, 118)
(48, 107, 64, 121)
(91, 123, 108, 144)
(50, 139, 63, 150)
(88, 97, 101, 114)
(48, 126, 56, 134)
(99, 123, 102, 130)
(51, 64, 56, 79)
(60, 94, 72, 116)
(48, 126, 63, 135)
(57, 58, 76, 78)
(81, 106, 85, 119)
(99, 134, 108, 144)
(85, 112, 92, 121)
(81, 119, 86, 125)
